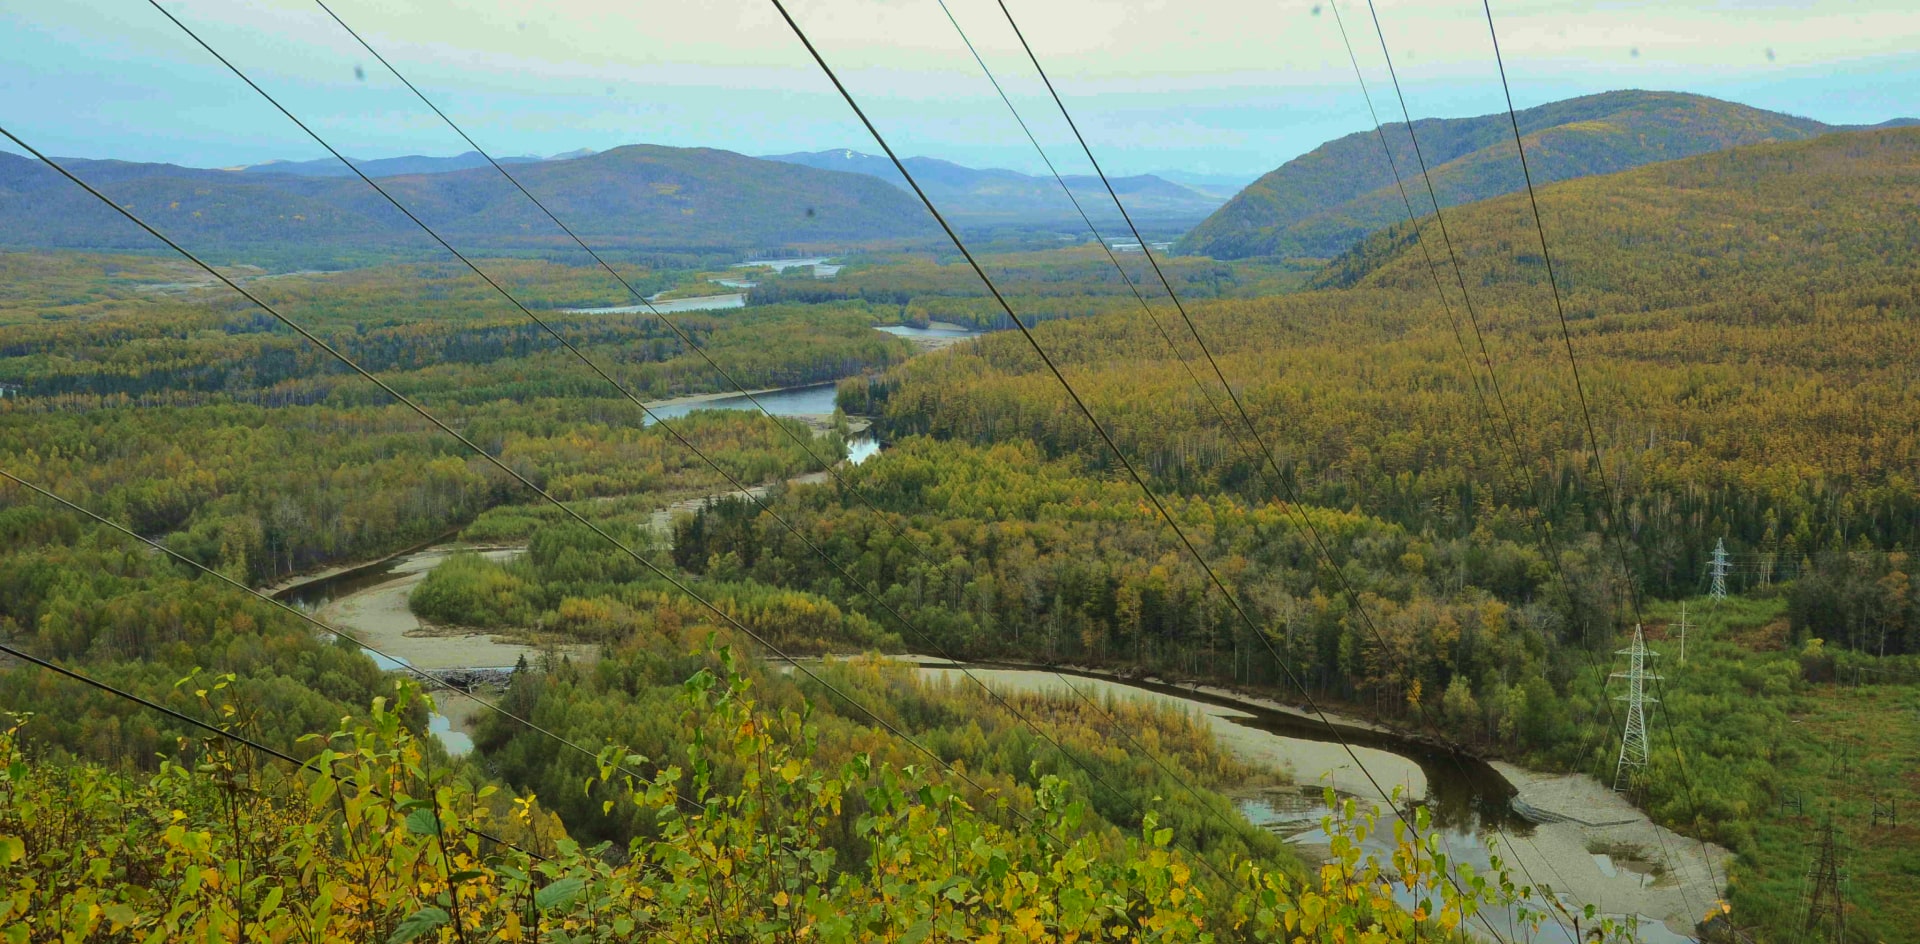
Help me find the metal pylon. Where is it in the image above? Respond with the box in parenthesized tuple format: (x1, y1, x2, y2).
(1709, 537, 1729, 602)
(1677, 601, 1690, 665)
(1611, 623, 1662, 792)
(1801, 816, 1846, 943)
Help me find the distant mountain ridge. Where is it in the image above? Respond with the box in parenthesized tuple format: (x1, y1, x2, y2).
(762, 150, 1227, 227)
(0, 145, 936, 262)
(1181, 90, 1917, 261)
(232, 151, 557, 178)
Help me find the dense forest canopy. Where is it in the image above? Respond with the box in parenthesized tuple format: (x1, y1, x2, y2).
(856, 128, 1920, 642)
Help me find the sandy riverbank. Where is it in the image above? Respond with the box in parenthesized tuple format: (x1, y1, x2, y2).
(912, 665, 1426, 804)
(906, 657, 1720, 939)
(639, 386, 787, 411)
(878, 321, 982, 352)
(1493, 762, 1730, 938)
(313, 546, 592, 671)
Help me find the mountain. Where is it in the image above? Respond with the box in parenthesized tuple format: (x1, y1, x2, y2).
(762, 150, 1227, 227)
(0, 145, 936, 261)
(234, 151, 548, 178)
(1180, 90, 1911, 261)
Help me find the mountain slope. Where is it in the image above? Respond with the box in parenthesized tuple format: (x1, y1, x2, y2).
(764, 150, 1226, 226)
(0, 145, 937, 261)
(1180, 90, 1860, 261)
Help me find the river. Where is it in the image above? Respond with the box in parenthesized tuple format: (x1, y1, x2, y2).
(266, 368, 1719, 941)
(909, 664, 1712, 944)
(562, 293, 747, 314)
(279, 536, 1721, 942)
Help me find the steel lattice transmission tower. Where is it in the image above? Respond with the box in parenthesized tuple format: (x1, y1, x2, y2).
(1801, 816, 1846, 943)
(1611, 623, 1662, 791)
(1709, 537, 1730, 602)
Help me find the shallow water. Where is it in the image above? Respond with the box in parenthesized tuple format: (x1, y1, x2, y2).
(563, 293, 745, 314)
(915, 663, 1699, 943)
(641, 381, 842, 424)
(875, 323, 984, 341)
(733, 257, 839, 277)
(429, 712, 474, 756)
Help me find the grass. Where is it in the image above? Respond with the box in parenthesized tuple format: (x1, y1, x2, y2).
(1621, 594, 1920, 942)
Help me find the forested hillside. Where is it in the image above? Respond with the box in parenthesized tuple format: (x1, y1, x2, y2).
(682, 127, 1920, 940)
(859, 127, 1920, 629)
(1180, 90, 1873, 261)
(5, 115, 1918, 944)
(0, 145, 937, 264)
(0, 233, 1600, 942)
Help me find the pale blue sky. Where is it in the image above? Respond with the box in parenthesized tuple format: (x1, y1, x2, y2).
(4, 0, 1916, 179)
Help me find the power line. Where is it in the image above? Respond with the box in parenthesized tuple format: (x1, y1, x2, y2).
(293, 0, 1216, 857)
(0, 638, 545, 863)
(1315, 0, 1610, 922)
(918, 0, 1323, 857)
(0, 466, 723, 828)
(0, 126, 1063, 854)
(135, 0, 1097, 856)
(1338, 0, 1720, 924)
(984, 3, 1579, 936)
(931, 2, 1558, 933)
(928, 0, 1236, 441)
(1480, 0, 1729, 913)
(767, 5, 1510, 940)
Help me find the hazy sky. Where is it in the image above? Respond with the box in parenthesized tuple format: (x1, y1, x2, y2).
(4, 0, 1917, 179)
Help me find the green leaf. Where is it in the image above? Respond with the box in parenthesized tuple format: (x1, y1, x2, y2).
(101, 903, 139, 930)
(404, 808, 440, 836)
(447, 869, 487, 884)
(387, 906, 449, 944)
(534, 876, 585, 911)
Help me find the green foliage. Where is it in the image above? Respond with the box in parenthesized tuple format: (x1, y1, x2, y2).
(1788, 548, 1917, 656)
(676, 438, 1595, 751)
(0, 667, 1559, 942)
(409, 552, 538, 629)
(0, 525, 407, 766)
(1543, 597, 1920, 943)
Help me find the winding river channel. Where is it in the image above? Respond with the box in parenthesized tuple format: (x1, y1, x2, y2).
(267, 369, 1723, 943)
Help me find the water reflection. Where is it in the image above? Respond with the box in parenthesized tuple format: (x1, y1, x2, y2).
(1239, 794, 1690, 944)
(641, 382, 842, 425)
(1065, 671, 1529, 833)
(429, 712, 473, 757)
(874, 323, 984, 341)
(563, 293, 745, 314)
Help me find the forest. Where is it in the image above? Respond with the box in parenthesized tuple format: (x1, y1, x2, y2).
(850, 128, 1920, 620)
(3, 125, 1919, 944)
